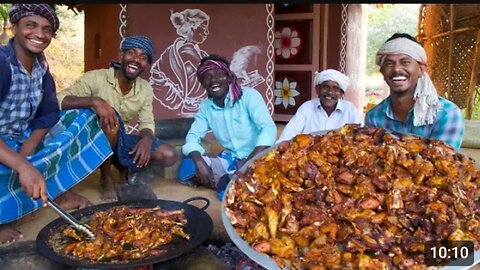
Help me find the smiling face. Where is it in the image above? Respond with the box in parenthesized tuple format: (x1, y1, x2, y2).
(12, 15, 54, 55)
(199, 69, 230, 103)
(316, 80, 343, 114)
(380, 54, 425, 97)
(119, 47, 149, 80)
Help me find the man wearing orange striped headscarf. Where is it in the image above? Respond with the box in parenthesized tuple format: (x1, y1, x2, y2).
(178, 54, 277, 200)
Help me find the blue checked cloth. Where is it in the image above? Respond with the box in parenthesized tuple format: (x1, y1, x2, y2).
(0, 109, 113, 224)
(114, 110, 161, 170)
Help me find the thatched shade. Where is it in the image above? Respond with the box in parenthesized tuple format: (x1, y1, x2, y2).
(418, 4, 480, 119)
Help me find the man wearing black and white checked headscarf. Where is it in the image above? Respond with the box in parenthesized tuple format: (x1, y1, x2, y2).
(0, 3, 105, 246)
(9, 4, 60, 35)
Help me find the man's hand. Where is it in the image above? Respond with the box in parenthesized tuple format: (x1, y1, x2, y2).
(190, 151, 213, 188)
(0, 139, 47, 205)
(194, 159, 214, 188)
(17, 163, 48, 206)
(92, 98, 117, 131)
(19, 140, 37, 157)
(130, 136, 152, 168)
(18, 128, 49, 157)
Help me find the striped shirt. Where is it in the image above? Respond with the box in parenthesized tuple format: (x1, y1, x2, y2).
(365, 96, 464, 150)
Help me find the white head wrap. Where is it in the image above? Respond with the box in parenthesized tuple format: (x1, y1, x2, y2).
(376, 37, 439, 126)
(313, 69, 351, 92)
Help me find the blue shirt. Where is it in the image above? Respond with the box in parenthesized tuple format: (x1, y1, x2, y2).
(182, 87, 277, 159)
(0, 38, 59, 139)
(365, 96, 464, 150)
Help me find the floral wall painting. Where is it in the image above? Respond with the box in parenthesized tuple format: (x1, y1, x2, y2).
(274, 27, 302, 60)
(275, 77, 300, 109)
(274, 70, 312, 115)
(274, 20, 312, 65)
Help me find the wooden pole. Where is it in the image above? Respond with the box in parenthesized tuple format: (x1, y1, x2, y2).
(466, 30, 480, 119)
(446, 4, 456, 100)
(344, 4, 367, 113)
(418, 26, 478, 40)
(417, 4, 426, 38)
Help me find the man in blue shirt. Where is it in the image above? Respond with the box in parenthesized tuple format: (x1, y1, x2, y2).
(178, 54, 276, 198)
(365, 33, 464, 150)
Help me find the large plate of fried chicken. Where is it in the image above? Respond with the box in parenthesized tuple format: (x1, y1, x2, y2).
(222, 124, 480, 270)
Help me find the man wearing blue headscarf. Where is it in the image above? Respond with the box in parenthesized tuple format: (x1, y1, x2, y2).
(58, 36, 178, 201)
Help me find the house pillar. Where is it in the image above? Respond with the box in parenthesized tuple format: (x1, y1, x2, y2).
(344, 4, 368, 113)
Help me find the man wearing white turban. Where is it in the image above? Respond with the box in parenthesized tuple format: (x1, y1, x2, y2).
(276, 69, 363, 143)
(365, 33, 464, 150)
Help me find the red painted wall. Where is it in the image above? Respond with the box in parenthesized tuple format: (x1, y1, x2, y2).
(81, 4, 343, 121)
(126, 4, 273, 120)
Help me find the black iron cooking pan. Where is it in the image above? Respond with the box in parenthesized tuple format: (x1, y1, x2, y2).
(36, 197, 213, 269)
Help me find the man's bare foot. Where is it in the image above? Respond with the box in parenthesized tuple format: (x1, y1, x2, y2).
(54, 190, 93, 210)
(100, 161, 118, 202)
(100, 181, 118, 202)
(0, 224, 24, 246)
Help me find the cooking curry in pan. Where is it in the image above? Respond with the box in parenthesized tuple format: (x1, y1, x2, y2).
(36, 198, 213, 268)
(49, 205, 189, 261)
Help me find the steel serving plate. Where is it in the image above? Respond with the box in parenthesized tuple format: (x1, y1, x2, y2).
(221, 129, 480, 270)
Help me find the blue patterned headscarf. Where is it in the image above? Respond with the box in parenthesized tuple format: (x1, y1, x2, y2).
(9, 4, 60, 34)
(120, 36, 155, 64)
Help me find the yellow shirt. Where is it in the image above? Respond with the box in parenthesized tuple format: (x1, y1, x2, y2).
(57, 67, 155, 133)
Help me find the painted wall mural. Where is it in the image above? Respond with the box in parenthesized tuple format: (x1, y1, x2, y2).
(148, 9, 265, 117)
(273, 19, 312, 66)
(273, 15, 313, 117)
(125, 4, 273, 119)
(149, 9, 209, 117)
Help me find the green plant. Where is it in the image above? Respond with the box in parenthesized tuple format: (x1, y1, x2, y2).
(366, 4, 420, 76)
(469, 86, 480, 120)
(0, 4, 12, 44)
(44, 5, 85, 91)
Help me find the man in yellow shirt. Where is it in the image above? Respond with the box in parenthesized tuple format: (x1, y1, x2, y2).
(58, 36, 178, 201)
